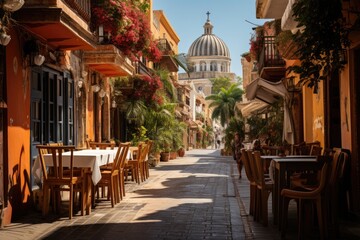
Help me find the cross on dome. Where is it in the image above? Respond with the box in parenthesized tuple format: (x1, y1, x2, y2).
(204, 11, 213, 35)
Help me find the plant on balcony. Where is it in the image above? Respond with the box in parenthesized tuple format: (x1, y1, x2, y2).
(144, 40, 163, 62)
(241, 52, 251, 62)
(275, 30, 299, 60)
(92, 0, 161, 61)
(289, 0, 350, 92)
(249, 27, 263, 61)
(112, 74, 163, 104)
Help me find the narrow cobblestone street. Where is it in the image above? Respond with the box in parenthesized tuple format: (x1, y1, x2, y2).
(1, 149, 360, 240)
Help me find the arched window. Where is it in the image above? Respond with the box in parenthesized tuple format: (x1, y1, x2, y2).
(200, 61, 206, 71)
(221, 63, 226, 72)
(210, 61, 217, 71)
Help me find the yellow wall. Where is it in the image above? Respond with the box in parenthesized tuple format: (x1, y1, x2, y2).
(152, 10, 180, 54)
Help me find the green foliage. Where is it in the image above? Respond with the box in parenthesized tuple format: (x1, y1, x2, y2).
(206, 84, 244, 127)
(155, 68, 177, 102)
(247, 100, 284, 146)
(125, 99, 147, 126)
(131, 126, 149, 145)
(210, 76, 232, 94)
(224, 117, 245, 152)
(289, 0, 350, 91)
(143, 103, 178, 153)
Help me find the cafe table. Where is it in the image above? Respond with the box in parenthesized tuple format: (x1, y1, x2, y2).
(270, 156, 320, 228)
(32, 148, 131, 214)
(261, 155, 319, 228)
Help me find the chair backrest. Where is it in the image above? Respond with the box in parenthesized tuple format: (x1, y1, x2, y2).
(37, 145, 76, 180)
(113, 142, 130, 172)
(328, 149, 348, 188)
(145, 140, 153, 154)
(246, 150, 260, 186)
(241, 149, 255, 182)
(253, 151, 268, 186)
(138, 143, 149, 163)
(89, 141, 115, 150)
(310, 145, 323, 156)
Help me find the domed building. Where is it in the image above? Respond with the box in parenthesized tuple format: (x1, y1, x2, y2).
(178, 13, 235, 96)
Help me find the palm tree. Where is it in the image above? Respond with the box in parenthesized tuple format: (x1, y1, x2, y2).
(144, 102, 177, 153)
(205, 84, 244, 127)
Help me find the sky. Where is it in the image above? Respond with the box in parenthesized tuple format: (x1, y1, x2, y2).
(152, 0, 269, 77)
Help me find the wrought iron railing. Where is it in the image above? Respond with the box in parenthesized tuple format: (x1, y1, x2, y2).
(257, 36, 285, 73)
(157, 38, 174, 55)
(64, 0, 91, 22)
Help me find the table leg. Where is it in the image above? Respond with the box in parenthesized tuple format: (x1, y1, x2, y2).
(273, 166, 279, 225)
(85, 171, 92, 215)
(278, 165, 286, 231)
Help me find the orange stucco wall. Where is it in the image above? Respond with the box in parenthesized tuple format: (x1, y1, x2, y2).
(3, 28, 31, 224)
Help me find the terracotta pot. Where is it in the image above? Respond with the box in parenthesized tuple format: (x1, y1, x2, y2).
(160, 152, 170, 162)
(170, 151, 177, 160)
(177, 148, 185, 157)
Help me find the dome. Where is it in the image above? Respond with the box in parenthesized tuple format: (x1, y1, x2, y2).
(188, 14, 230, 58)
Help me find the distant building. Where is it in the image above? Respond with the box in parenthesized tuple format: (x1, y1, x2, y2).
(178, 12, 235, 96)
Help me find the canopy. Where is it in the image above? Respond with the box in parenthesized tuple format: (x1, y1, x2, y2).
(236, 99, 268, 118)
(245, 77, 294, 144)
(246, 77, 287, 104)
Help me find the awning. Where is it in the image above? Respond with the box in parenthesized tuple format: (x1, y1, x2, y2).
(246, 78, 287, 104)
(236, 99, 268, 117)
(245, 78, 294, 144)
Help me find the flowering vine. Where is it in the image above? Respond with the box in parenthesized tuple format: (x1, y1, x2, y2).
(92, 0, 162, 61)
(131, 74, 163, 102)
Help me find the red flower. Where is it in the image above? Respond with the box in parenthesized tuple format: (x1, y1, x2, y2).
(92, 0, 153, 61)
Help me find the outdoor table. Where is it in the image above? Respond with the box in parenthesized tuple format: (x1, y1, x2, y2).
(32, 148, 132, 214)
(271, 156, 320, 228)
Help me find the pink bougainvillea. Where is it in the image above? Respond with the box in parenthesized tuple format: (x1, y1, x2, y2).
(131, 75, 163, 102)
(92, 0, 162, 62)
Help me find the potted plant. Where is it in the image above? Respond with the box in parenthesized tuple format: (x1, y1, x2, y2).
(160, 145, 171, 162)
(177, 146, 185, 157)
(241, 52, 251, 62)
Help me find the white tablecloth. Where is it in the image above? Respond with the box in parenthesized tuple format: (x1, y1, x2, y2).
(32, 148, 120, 185)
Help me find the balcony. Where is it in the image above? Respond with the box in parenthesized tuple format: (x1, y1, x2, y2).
(83, 45, 134, 77)
(13, 0, 95, 50)
(256, 0, 288, 19)
(257, 36, 286, 81)
(135, 60, 152, 77)
(157, 38, 178, 72)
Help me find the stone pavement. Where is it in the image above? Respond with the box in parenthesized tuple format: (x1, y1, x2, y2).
(0, 149, 359, 240)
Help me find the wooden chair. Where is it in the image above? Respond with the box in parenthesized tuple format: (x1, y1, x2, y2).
(241, 149, 256, 216)
(325, 149, 348, 237)
(310, 145, 323, 156)
(253, 151, 273, 226)
(281, 157, 329, 240)
(125, 143, 146, 184)
(89, 141, 115, 150)
(143, 140, 153, 180)
(96, 142, 130, 207)
(118, 142, 131, 199)
(246, 150, 260, 222)
(36, 145, 85, 219)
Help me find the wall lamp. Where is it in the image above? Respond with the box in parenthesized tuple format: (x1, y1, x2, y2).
(1, 0, 24, 12)
(0, 30, 10, 46)
(91, 72, 100, 92)
(283, 77, 302, 93)
(23, 39, 45, 66)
